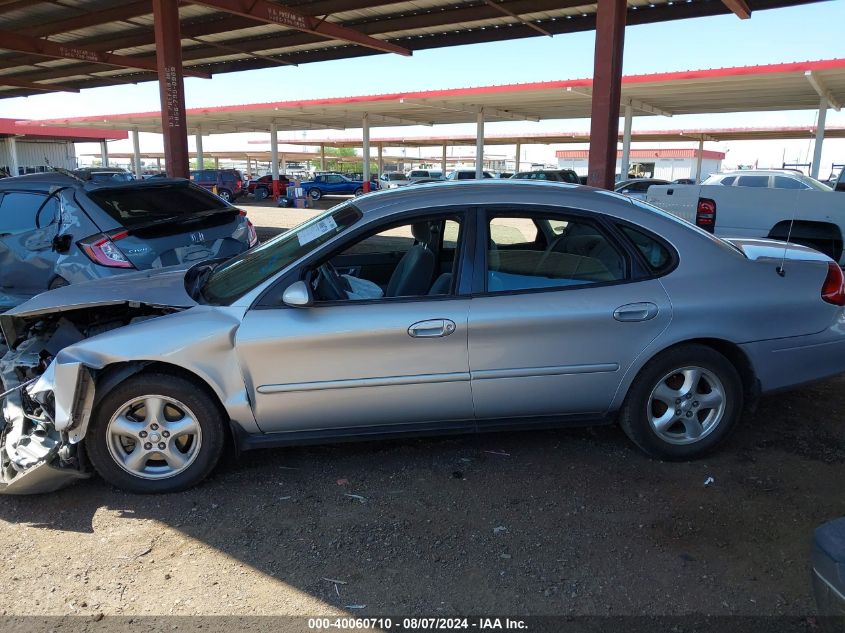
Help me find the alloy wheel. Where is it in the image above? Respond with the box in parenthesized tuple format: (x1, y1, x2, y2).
(646, 366, 726, 445)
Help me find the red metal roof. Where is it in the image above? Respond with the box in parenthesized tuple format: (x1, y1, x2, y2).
(0, 118, 125, 141)
(556, 148, 726, 160)
(25, 58, 845, 135)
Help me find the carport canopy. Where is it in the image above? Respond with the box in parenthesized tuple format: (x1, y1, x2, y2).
(28, 58, 845, 135)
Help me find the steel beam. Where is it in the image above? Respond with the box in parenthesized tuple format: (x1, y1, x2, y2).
(811, 95, 828, 179)
(132, 128, 142, 179)
(401, 98, 539, 122)
(476, 108, 485, 179)
(482, 0, 553, 36)
(620, 102, 633, 179)
(362, 113, 371, 192)
(100, 140, 109, 167)
(0, 77, 79, 93)
(441, 143, 447, 175)
(0, 29, 210, 79)
(152, 0, 190, 179)
(806, 71, 842, 111)
(6, 137, 18, 176)
(187, 0, 411, 56)
(721, 0, 752, 18)
(196, 128, 204, 169)
(587, 0, 626, 189)
(514, 141, 521, 173)
(270, 123, 280, 199)
(695, 138, 704, 182)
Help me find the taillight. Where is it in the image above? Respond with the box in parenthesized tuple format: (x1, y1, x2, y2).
(696, 198, 716, 232)
(821, 261, 845, 306)
(240, 210, 259, 247)
(78, 230, 134, 268)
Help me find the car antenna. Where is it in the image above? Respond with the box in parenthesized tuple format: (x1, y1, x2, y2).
(776, 204, 799, 277)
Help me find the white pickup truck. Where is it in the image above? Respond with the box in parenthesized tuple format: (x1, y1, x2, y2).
(646, 170, 845, 264)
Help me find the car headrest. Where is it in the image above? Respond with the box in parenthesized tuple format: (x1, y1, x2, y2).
(412, 221, 432, 243)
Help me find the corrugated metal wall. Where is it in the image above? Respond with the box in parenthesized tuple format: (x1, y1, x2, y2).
(0, 139, 77, 175)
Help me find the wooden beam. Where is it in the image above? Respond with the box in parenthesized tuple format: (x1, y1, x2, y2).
(721, 0, 752, 18)
(0, 76, 79, 93)
(0, 29, 211, 79)
(187, 0, 411, 56)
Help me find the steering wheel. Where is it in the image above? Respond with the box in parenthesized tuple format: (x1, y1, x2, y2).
(317, 261, 350, 300)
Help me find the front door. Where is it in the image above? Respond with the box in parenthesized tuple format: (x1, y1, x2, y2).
(236, 210, 474, 434)
(469, 209, 672, 421)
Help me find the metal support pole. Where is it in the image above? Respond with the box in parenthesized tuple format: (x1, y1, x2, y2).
(377, 144, 383, 179)
(131, 128, 142, 179)
(441, 143, 447, 175)
(156, 156, 161, 172)
(7, 137, 18, 176)
(281, 154, 287, 175)
(270, 123, 280, 200)
(514, 142, 521, 173)
(320, 144, 325, 171)
(214, 156, 219, 169)
(811, 95, 828, 180)
(152, 0, 189, 179)
(587, 0, 626, 189)
(195, 127, 204, 170)
(476, 108, 484, 179)
(695, 138, 704, 183)
(100, 139, 109, 167)
(362, 113, 371, 192)
(620, 102, 633, 180)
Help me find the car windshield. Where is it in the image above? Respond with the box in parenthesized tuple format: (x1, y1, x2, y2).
(87, 182, 231, 229)
(201, 203, 361, 305)
(386, 173, 406, 181)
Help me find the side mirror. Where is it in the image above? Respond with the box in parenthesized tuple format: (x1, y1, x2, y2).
(282, 280, 313, 308)
(52, 234, 72, 254)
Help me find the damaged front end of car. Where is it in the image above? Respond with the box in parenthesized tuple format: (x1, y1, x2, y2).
(0, 304, 181, 494)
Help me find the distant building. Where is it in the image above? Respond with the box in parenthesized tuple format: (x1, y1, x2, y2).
(0, 119, 125, 176)
(556, 148, 725, 181)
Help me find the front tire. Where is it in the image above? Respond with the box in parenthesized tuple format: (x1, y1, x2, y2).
(619, 344, 742, 460)
(309, 188, 322, 201)
(86, 372, 226, 493)
(353, 188, 364, 196)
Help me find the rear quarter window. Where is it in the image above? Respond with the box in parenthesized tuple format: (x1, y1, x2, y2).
(618, 224, 674, 274)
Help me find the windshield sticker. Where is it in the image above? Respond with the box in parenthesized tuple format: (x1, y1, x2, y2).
(297, 215, 338, 246)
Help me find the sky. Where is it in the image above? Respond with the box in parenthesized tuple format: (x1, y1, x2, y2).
(2, 1, 844, 174)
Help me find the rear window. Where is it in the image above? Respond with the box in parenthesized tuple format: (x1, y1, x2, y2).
(86, 182, 231, 229)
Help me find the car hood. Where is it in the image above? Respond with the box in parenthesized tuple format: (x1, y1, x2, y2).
(4, 265, 197, 320)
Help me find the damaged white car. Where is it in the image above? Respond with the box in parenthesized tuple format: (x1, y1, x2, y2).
(4, 181, 845, 494)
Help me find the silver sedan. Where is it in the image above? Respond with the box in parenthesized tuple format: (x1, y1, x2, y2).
(3, 180, 845, 494)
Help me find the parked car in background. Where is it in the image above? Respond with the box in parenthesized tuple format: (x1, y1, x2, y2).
(0, 173, 257, 312)
(446, 169, 495, 180)
(498, 172, 514, 179)
(702, 170, 831, 191)
(4, 180, 845, 494)
(407, 169, 443, 181)
(73, 167, 134, 183)
(614, 178, 671, 200)
(512, 169, 580, 184)
(832, 169, 845, 192)
(301, 173, 376, 200)
(647, 171, 845, 263)
(190, 168, 245, 202)
(671, 178, 697, 185)
(379, 172, 410, 189)
(246, 174, 290, 200)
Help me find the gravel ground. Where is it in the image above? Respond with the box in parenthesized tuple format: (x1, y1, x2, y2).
(0, 194, 842, 622)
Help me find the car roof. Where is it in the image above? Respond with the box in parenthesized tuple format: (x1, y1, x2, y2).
(0, 172, 82, 190)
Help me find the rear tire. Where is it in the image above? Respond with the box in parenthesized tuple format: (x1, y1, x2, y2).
(353, 188, 364, 196)
(218, 189, 232, 202)
(86, 372, 226, 493)
(309, 188, 322, 201)
(254, 187, 268, 201)
(619, 344, 743, 460)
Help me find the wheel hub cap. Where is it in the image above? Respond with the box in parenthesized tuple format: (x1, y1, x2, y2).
(646, 366, 726, 446)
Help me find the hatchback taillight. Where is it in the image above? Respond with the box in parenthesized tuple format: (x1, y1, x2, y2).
(78, 230, 134, 268)
(821, 261, 845, 306)
(696, 198, 717, 232)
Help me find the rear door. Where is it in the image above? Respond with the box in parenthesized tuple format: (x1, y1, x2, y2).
(0, 190, 61, 293)
(468, 207, 672, 421)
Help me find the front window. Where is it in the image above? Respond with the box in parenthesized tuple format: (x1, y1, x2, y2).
(201, 203, 360, 304)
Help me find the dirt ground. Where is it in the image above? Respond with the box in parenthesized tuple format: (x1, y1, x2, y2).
(0, 195, 843, 622)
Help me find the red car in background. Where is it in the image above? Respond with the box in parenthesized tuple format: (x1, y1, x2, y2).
(189, 169, 245, 202)
(247, 174, 290, 200)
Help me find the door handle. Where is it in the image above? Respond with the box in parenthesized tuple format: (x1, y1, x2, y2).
(408, 319, 456, 338)
(613, 302, 658, 322)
